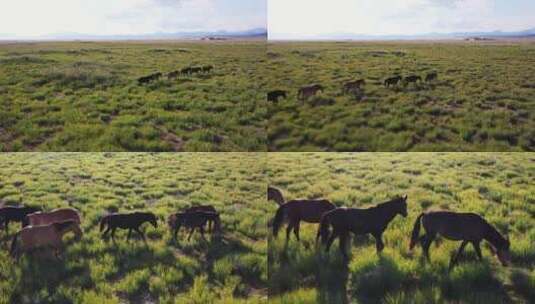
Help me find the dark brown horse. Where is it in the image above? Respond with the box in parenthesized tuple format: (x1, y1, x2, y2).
(384, 76, 402, 87)
(10, 220, 82, 260)
(168, 211, 221, 241)
(0, 206, 41, 233)
(99, 212, 158, 242)
(267, 186, 285, 206)
(425, 71, 438, 82)
(409, 211, 511, 269)
(273, 199, 336, 243)
(184, 205, 217, 232)
(318, 195, 408, 260)
(298, 84, 324, 101)
(342, 79, 365, 94)
(267, 90, 288, 102)
(404, 75, 421, 86)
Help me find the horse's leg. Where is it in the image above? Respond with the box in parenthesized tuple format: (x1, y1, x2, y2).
(293, 220, 300, 242)
(285, 220, 295, 244)
(422, 233, 435, 261)
(325, 230, 338, 253)
(102, 226, 111, 238)
(339, 232, 349, 260)
(111, 227, 117, 242)
(127, 228, 132, 241)
(449, 241, 468, 270)
(187, 227, 195, 241)
(472, 241, 483, 261)
(200, 225, 207, 241)
(134, 227, 146, 242)
(372, 232, 385, 254)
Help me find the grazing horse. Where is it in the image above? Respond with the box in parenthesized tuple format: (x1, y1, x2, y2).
(0, 206, 41, 233)
(273, 199, 336, 244)
(167, 70, 180, 80)
(384, 76, 402, 87)
(10, 220, 82, 260)
(404, 75, 421, 86)
(318, 195, 408, 260)
(25, 208, 81, 227)
(342, 79, 365, 94)
(100, 212, 158, 242)
(137, 72, 162, 85)
(201, 65, 214, 73)
(298, 84, 324, 101)
(267, 90, 288, 102)
(425, 72, 438, 82)
(409, 211, 511, 269)
(168, 211, 221, 241)
(267, 186, 285, 206)
(180, 67, 193, 75)
(184, 205, 218, 232)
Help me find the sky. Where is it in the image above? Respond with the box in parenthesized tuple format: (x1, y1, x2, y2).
(0, 0, 266, 38)
(269, 0, 535, 39)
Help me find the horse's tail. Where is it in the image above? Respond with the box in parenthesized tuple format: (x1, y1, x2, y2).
(99, 216, 109, 232)
(410, 213, 425, 250)
(10, 231, 20, 258)
(318, 211, 331, 246)
(272, 204, 287, 237)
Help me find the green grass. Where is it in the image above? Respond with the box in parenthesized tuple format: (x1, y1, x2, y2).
(268, 153, 535, 303)
(267, 41, 535, 152)
(0, 153, 268, 303)
(0, 41, 266, 151)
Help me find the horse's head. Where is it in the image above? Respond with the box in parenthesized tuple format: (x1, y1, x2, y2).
(55, 220, 83, 240)
(395, 195, 408, 217)
(147, 213, 158, 228)
(494, 236, 511, 267)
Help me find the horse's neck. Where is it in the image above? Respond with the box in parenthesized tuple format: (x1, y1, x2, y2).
(375, 203, 398, 225)
(483, 224, 503, 248)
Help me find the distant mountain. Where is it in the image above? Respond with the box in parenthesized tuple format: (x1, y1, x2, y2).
(271, 28, 535, 41)
(0, 28, 267, 41)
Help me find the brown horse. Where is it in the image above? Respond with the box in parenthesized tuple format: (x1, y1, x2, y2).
(10, 220, 82, 260)
(184, 205, 217, 232)
(384, 76, 402, 87)
(168, 211, 221, 241)
(100, 212, 158, 242)
(342, 79, 365, 94)
(0, 206, 41, 233)
(267, 186, 285, 206)
(273, 199, 336, 244)
(25, 208, 81, 227)
(267, 90, 288, 102)
(318, 195, 408, 260)
(298, 84, 324, 101)
(409, 211, 511, 269)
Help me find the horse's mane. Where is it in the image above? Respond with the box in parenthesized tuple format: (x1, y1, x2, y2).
(484, 220, 508, 249)
(370, 196, 404, 210)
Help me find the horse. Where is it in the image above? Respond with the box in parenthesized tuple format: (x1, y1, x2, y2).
(0, 206, 41, 233)
(409, 211, 511, 269)
(404, 75, 421, 86)
(267, 90, 288, 102)
(99, 212, 158, 242)
(167, 70, 180, 80)
(184, 205, 218, 232)
(201, 65, 214, 73)
(318, 195, 408, 260)
(137, 72, 162, 85)
(273, 199, 336, 244)
(168, 211, 221, 241)
(298, 84, 324, 101)
(342, 79, 365, 94)
(180, 67, 193, 75)
(425, 72, 438, 82)
(384, 76, 402, 87)
(267, 186, 285, 206)
(25, 208, 81, 227)
(10, 220, 82, 261)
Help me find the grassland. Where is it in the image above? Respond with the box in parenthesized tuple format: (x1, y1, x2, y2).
(0, 153, 268, 304)
(267, 153, 535, 303)
(0, 41, 266, 151)
(267, 41, 535, 152)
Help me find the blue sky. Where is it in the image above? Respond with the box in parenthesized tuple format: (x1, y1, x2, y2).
(0, 0, 266, 38)
(269, 0, 535, 39)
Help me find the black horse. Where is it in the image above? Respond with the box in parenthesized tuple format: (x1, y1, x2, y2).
(137, 72, 162, 85)
(404, 75, 421, 86)
(318, 195, 408, 260)
(0, 206, 42, 233)
(267, 90, 288, 102)
(99, 212, 158, 241)
(425, 72, 438, 82)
